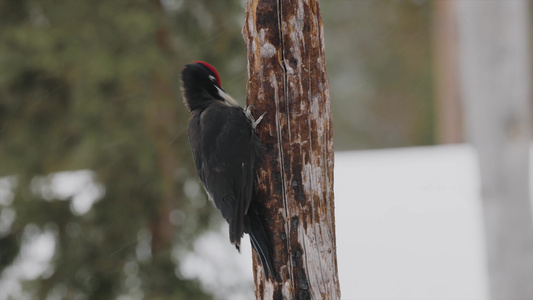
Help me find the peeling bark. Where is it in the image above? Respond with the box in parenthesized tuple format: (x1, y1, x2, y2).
(242, 1, 340, 299)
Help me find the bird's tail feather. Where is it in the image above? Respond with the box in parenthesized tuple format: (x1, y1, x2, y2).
(247, 211, 275, 280)
(230, 201, 245, 252)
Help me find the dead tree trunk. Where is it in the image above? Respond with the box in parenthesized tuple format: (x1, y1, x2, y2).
(242, 0, 340, 299)
(456, 1, 533, 299)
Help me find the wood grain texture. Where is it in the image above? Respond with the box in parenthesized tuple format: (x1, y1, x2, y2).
(242, 1, 340, 299)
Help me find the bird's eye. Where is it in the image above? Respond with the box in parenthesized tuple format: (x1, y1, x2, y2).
(209, 75, 216, 83)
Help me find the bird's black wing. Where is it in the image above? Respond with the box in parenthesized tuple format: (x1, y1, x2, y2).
(189, 102, 256, 248)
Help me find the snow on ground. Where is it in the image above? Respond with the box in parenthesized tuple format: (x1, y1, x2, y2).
(1, 145, 490, 299)
(0, 170, 105, 300)
(179, 226, 255, 300)
(335, 145, 488, 299)
(183, 144, 490, 299)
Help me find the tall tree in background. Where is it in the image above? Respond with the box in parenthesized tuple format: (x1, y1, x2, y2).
(457, 1, 533, 299)
(432, 0, 462, 144)
(243, 0, 340, 299)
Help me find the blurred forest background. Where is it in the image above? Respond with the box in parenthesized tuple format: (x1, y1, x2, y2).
(0, 0, 469, 299)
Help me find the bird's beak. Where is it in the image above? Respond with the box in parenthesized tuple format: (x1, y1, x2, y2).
(216, 86, 240, 107)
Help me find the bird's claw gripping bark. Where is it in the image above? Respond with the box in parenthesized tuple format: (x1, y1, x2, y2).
(253, 113, 266, 129)
(245, 105, 266, 130)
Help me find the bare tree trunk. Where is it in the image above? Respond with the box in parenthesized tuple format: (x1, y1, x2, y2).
(433, 0, 463, 144)
(146, 0, 179, 255)
(242, 0, 340, 299)
(456, 1, 533, 299)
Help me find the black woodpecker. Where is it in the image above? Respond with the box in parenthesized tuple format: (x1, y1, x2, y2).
(181, 61, 275, 280)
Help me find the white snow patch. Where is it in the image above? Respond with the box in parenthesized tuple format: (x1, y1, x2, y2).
(0, 226, 56, 300)
(31, 170, 105, 215)
(0, 176, 17, 206)
(178, 223, 254, 300)
(335, 144, 488, 299)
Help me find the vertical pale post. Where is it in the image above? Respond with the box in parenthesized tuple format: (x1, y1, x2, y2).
(433, 0, 463, 144)
(457, 1, 533, 298)
(242, 0, 340, 299)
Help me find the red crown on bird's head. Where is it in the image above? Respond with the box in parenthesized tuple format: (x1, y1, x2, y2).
(192, 61, 221, 87)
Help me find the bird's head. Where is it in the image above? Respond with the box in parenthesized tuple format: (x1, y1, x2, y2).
(181, 61, 239, 111)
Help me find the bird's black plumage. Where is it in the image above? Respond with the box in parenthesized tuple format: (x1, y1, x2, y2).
(181, 61, 274, 279)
